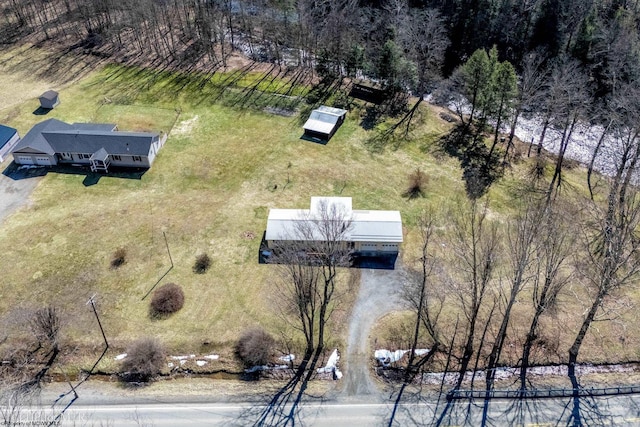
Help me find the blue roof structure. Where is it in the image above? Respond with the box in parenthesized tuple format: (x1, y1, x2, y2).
(0, 125, 18, 150)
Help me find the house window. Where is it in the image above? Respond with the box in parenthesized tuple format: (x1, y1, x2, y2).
(133, 156, 141, 162)
(82, 154, 91, 159)
(112, 155, 121, 161)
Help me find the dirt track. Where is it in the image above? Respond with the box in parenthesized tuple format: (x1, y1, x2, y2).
(341, 267, 405, 400)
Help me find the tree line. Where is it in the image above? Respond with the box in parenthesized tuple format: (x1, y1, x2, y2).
(2, 1, 638, 90)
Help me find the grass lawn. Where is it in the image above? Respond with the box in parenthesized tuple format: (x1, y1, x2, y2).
(0, 46, 636, 376)
(0, 49, 467, 371)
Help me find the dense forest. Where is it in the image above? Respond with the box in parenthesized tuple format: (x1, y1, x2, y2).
(2, 0, 640, 97)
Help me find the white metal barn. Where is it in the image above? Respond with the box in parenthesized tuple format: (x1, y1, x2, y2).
(263, 196, 403, 269)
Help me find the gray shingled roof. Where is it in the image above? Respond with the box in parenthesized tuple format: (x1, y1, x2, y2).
(40, 90, 59, 101)
(72, 123, 116, 132)
(11, 119, 70, 155)
(11, 118, 159, 157)
(90, 147, 109, 161)
(42, 130, 157, 156)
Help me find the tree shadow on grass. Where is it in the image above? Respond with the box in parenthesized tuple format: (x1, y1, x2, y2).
(438, 124, 504, 200)
(90, 61, 311, 116)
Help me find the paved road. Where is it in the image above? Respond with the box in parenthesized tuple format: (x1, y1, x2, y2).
(12, 395, 640, 426)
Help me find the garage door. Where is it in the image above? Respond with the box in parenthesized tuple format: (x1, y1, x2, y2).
(16, 155, 34, 165)
(34, 157, 52, 166)
(359, 243, 379, 251)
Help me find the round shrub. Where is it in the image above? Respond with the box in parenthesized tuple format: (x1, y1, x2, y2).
(150, 283, 185, 316)
(193, 253, 212, 274)
(235, 327, 275, 367)
(120, 337, 166, 382)
(111, 247, 127, 268)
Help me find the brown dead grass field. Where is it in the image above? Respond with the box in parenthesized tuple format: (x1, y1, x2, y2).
(0, 46, 638, 378)
(0, 47, 466, 373)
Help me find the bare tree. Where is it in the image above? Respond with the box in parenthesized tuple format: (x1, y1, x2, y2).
(508, 50, 549, 159)
(544, 58, 591, 201)
(393, 7, 449, 134)
(255, 199, 352, 426)
(484, 195, 543, 393)
(0, 306, 63, 426)
(568, 128, 640, 384)
(387, 213, 444, 426)
(519, 200, 574, 390)
(447, 199, 501, 390)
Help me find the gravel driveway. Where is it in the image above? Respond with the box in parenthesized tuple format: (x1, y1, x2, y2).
(342, 267, 405, 399)
(0, 163, 43, 224)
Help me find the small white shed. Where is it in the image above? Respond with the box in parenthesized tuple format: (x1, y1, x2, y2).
(303, 106, 347, 141)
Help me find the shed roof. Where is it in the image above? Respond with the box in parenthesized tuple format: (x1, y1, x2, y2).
(302, 106, 347, 136)
(39, 90, 59, 101)
(265, 197, 403, 243)
(0, 124, 18, 150)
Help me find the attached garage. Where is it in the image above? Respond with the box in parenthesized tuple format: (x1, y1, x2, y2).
(13, 154, 56, 166)
(34, 156, 53, 166)
(15, 155, 34, 165)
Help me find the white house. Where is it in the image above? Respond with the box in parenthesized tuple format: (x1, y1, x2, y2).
(11, 118, 166, 172)
(263, 196, 403, 269)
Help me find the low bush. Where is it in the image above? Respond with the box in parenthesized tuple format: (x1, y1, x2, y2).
(150, 283, 185, 316)
(110, 247, 127, 268)
(235, 327, 275, 367)
(120, 338, 166, 382)
(403, 168, 428, 199)
(193, 253, 212, 274)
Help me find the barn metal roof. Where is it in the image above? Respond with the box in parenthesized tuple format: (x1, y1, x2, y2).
(302, 106, 347, 136)
(265, 197, 403, 243)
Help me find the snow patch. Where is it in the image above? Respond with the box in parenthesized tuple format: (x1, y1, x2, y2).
(426, 91, 639, 181)
(196, 360, 207, 367)
(204, 354, 220, 360)
(278, 354, 295, 363)
(317, 348, 342, 380)
(114, 353, 127, 361)
(419, 363, 637, 385)
(245, 364, 290, 373)
(375, 348, 430, 367)
(171, 355, 196, 360)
